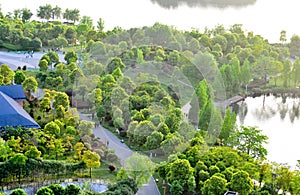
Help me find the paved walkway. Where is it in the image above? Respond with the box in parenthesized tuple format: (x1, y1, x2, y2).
(78, 113, 160, 195)
(0, 51, 65, 70)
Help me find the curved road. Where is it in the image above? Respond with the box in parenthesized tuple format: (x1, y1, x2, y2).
(79, 113, 160, 195)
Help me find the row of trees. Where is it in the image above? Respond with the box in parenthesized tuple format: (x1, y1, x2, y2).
(4, 178, 138, 195)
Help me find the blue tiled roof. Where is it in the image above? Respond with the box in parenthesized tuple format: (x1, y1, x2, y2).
(0, 85, 26, 100)
(0, 91, 40, 129)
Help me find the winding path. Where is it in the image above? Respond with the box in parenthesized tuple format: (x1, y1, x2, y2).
(78, 113, 160, 195)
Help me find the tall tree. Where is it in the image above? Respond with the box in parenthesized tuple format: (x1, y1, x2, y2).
(52, 5, 62, 19)
(280, 30, 287, 45)
(82, 150, 101, 179)
(201, 175, 227, 195)
(227, 126, 268, 159)
(14, 70, 26, 85)
(97, 18, 105, 31)
(21, 8, 33, 22)
(22, 76, 38, 98)
(37, 4, 52, 21)
(229, 170, 254, 195)
(0, 64, 15, 85)
(219, 108, 236, 145)
(125, 153, 155, 187)
(167, 159, 195, 191)
(80, 16, 93, 29)
(64, 50, 78, 64)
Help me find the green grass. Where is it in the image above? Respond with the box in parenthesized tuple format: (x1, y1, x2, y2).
(1, 42, 23, 51)
(92, 162, 119, 182)
(77, 161, 118, 183)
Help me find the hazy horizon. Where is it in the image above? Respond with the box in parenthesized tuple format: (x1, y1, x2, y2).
(1, 0, 300, 43)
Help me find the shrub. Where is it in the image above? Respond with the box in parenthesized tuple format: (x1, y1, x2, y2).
(108, 164, 116, 172)
(65, 184, 82, 195)
(47, 184, 65, 195)
(36, 187, 54, 195)
(9, 189, 27, 195)
(106, 153, 118, 163)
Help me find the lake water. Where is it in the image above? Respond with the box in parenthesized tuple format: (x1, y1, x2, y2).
(1, 0, 300, 43)
(235, 95, 300, 168)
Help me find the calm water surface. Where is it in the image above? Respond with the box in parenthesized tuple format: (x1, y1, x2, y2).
(235, 95, 300, 168)
(2, 0, 300, 42)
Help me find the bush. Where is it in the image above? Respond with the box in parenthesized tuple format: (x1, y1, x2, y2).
(65, 184, 82, 195)
(108, 164, 116, 172)
(36, 187, 54, 195)
(106, 153, 118, 163)
(47, 184, 65, 195)
(9, 189, 27, 195)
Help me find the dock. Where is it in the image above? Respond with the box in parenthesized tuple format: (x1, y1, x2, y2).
(215, 95, 246, 109)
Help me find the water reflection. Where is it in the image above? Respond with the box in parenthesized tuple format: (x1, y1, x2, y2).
(232, 101, 248, 125)
(235, 94, 300, 124)
(150, 0, 257, 9)
(234, 94, 300, 168)
(289, 102, 300, 123)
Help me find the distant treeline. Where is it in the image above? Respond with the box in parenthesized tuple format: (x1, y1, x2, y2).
(151, 0, 257, 9)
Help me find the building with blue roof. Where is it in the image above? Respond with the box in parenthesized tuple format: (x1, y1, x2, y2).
(0, 90, 40, 129)
(0, 84, 26, 101)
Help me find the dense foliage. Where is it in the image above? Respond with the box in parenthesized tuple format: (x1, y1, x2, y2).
(1, 4, 300, 194)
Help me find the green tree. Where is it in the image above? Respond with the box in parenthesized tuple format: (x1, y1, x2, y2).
(22, 76, 38, 97)
(161, 133, 182, 155)
(25, 146, 41, 159)
(65, 184, 82, 195)
(38, 59, 49, 72)
(63, 8, 80, 23)
(14, 70, 26, 85)
(44, 121, 61, 137)
(82, 150, 101, 179)
(9, 189, 27, 195)
(201, 175, 227, 195)
(9, 153, 28, 185)
(0, 137, 11, 161)
(21, 8, 33, 22)
(291, 171, 300, 194)
(229, 170, 254, 195)
(73, 142, 85, 161)
(64, 50, 78, 64)
(36, 187, 54, 195)
(133, 120, 155, 146)
(65, 27, 77, 44)
(167, 159, 194, 191)
(37, 4, 52, 21)
(80, 16, 93, 29)
(0, 64, 15, 85)
(97, 18, 105, 31)
(52, 5, 62, 19)
(170, 180, 184, 195)
(227, 126, 268, 159)
(106, 57, 125, 74)
(280, 30, 287, 45)
(47, 51, 60, 66)
(77, 85, 88, 101)
(289, 34, 300, 58)
(219, 108, 236, 145)
(145, 131, 164, 150)
(53, 92, 70, 111)
(125, 153, 155, 187)
(292, 58, 300, 86)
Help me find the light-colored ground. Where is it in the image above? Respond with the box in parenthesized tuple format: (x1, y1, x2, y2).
(0, 51, 65, 70)
(79, 113, 161, 195)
